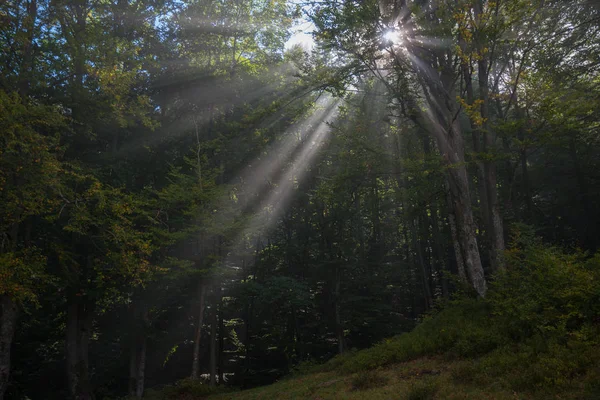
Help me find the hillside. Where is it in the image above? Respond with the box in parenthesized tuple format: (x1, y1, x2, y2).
(205, 353, 599, 400)
(146, 242, 600, 400)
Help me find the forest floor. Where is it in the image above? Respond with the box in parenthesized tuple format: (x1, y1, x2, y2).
(204, 353, 598, 400)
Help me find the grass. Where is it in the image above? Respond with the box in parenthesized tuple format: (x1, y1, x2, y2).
(201, 350, 599, 400)
(197, 297, 599, 400)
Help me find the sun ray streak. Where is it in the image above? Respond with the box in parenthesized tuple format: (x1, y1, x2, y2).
(213, 96, 341, 270)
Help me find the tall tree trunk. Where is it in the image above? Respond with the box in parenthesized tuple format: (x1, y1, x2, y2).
(334, 265, 344, 354)
(446, 166, 487, 297)
(412, 218, 433, 310)
(217, 237, 225, 385)
(135, 334, 146, 399)
(429, 202, 449, 298)
(66, 298, 94, 400)
(128, 337, 137, 397)
(128, 303, 149, 400)
(209, 298, 217, 387)
(0, 296, 17, 400)
(475, 0, 505, 272)
(217, 286, 224, 385)
(191, 282, 207, 379)
(461, 46, 491, 243)
(409, 64, 487, 296)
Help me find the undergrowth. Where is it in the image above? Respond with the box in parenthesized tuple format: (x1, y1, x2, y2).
(317, 235, 600, 394)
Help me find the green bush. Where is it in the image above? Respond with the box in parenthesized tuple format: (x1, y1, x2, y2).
(406, 377, 438, 400)
(330, 297, 502, 374)
(489, 242, 600, 346)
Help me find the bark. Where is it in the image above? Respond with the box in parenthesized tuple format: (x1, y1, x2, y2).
(412, 218, 433, 310)
(209, 298, 217, 387)
(191, 282, 207, 379)
(446, 167, 487, 297)
(334, 265, 345, 354)
(447, 201, 467, 283)
(128, 337, 136, 396)
(66, 298, 94, 400)
(218, 287, 224, 386)
(242, 300, 252, 388)
(461, 45, 491, 239)
(128, 304, 149, 399)
(429, 202, 449, 298)
(475, 0, 505, 272)
(135, 335, 146, 399)
(0, 296, 18, 400)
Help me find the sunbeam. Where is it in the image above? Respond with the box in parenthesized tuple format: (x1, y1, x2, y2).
(214, 96, 341, 271)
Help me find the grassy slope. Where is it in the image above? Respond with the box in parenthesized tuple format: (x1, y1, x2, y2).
(202, 296, 599, 400)
(207, 350, 598, 400)
(210, 357, 530, 400)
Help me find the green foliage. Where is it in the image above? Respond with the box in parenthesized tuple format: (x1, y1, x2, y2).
(326, 298, 502, 374)
(406, 378, 438, 400)
(0, 249, 47, 304)
(0, 91, 64, 231)
(489, 240, 600, 346)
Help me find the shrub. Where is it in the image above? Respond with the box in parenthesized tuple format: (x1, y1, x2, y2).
(489, 243, 600, 346)
(331, 298, 500, 374)
(406, 378, 438, 400)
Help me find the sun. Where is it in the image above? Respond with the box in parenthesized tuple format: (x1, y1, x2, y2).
(383, 29, 403, 45)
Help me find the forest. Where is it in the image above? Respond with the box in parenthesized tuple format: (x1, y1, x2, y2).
(0, 0, 599, 399)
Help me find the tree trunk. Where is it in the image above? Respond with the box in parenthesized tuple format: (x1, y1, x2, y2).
(461, 46, 491, 244)
(412, 218, 433, 310)
(66, 298, 94, 400)
(446, 167, 487, 297)
(191, 282, 206, 379)
(135, 334, 146, 399)
(475, 0, 505, 272)
(218, 287, 224, 386)
(429, 202, 449, 298)
(410, 63, 487, 296)
(128, 337, 137, 397)
(0, 296, 18, 400)
(334, 265, 345, 354)
(209, 298, 217, 387)
(128, 303, 149, 400)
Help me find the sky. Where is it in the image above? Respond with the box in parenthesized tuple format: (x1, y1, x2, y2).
(284, 10, 316, 50)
